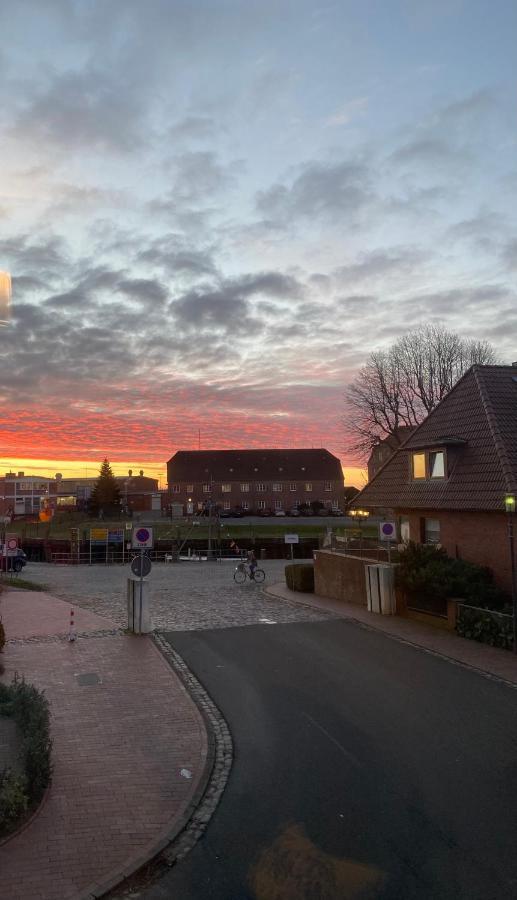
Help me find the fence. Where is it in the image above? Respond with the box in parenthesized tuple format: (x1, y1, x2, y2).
(456, 603, 513, 651)
(50, 548, 246, 565)
(327, 534, 399, 564)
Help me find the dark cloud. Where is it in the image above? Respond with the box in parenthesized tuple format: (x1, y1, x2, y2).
(334, 248, 427, 287)
(138, 236, 218, 279)
(389, 138, 468, 168)
(256, 159, 374, 224)
(0, 234, 67, 279)
(502, 239, 517, 271)
(117, 278, 168, 305)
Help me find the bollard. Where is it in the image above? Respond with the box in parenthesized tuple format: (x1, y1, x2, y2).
(68, 607, 76, 642)
(260, 548, 266, 560)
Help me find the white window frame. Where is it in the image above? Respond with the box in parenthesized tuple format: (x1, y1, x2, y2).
(186, 484, 193, 493)
(257, 499, 266, 509)
(240, 483, 249, 492)
(222, 484, 231, 493)
(304, 483, 312, 492)
(331, 499, 339, 509)
(289, 483, 296, 492)
(256, 483, 266, 492)
(242, 501, 249, 510)
(274, 499, 282, 509)
(202, 483, 210, 493)
(272, 483, 282, 492)
(223, 500, 231, 510)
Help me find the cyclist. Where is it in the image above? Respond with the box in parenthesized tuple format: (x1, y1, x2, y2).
(248, 549, 258, 578)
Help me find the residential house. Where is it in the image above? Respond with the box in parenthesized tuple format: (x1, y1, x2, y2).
(367, 426, 416, 481)
(351, 365, 517, 595)
(167, 449, 344, 514)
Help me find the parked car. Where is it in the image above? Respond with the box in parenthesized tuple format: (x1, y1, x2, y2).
(1, 548, 27, 573)
(288, 508, 300, 516)
(274, 510, 286, 516)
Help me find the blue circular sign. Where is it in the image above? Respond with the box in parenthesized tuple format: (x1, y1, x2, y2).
(381, 523, 395, 536)
(135, 527, 150, 542)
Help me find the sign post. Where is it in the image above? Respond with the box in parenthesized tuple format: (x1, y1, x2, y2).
(131, 527, 154, 625)
(284, 533, 299, 561)
(379, 521, 397, 563)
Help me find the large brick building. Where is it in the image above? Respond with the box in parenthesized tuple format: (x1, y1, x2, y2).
(167, 449, 344, 514)
(352, 365, 517, 594)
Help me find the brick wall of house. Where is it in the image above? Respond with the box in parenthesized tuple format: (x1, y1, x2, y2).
(399, 508, 513, 595)
(314, 550, 374, 606)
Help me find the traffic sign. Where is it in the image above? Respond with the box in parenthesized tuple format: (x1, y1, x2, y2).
(132, 526, 154, 549)
(131, 554, 152, 577)
(379, 521, 397, 542)
(284, 534, 299, 544)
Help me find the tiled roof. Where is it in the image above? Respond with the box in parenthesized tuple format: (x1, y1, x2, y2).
(352, 365, 517, 512)
(167, 449, 343, 481)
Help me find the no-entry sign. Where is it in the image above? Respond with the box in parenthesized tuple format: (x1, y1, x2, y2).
(379, 521, 397, 542)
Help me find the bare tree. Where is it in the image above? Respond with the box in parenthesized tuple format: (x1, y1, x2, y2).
(345, 325, 497, 458)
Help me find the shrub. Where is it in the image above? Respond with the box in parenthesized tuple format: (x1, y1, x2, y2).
(285, 564, 314, 593)
(456, 605, 513, 651)
(0, 770, 28, 831)
(396, 542, 509, 610)
(0, 675, 52, 837)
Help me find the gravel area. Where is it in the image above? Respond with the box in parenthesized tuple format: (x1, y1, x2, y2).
(23, 561, 337, 632)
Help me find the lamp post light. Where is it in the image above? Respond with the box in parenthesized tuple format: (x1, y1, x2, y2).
(505, 494, 517, 654)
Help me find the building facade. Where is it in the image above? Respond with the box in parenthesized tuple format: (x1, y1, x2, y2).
(167, 449, 344, 514)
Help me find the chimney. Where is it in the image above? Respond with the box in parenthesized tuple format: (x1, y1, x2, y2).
(139, 469, 144, 477)
(128, 469, 132, 477)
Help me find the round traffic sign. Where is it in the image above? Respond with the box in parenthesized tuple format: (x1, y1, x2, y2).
(381, 523, 395, 537)
(7, 538, 17, 550)
(135, 527, 151, 543)
(131, 554, 152, 577)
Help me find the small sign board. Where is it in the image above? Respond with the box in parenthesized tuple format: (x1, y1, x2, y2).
(379, 521, 397, 542)
(132, 526, 154, 550)
(108, 529, 124, 544)
(90, 528, 108, 543)
(284, 533, 299, 544)
(131, 554, 152, 577)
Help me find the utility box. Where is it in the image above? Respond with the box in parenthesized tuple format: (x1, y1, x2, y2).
(127, 578, 152, 633)
(365, 564, 395, 615)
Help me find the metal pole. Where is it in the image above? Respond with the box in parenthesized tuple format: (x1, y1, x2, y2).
(139, 548, 144, 632)
(509, 512, 517, 654)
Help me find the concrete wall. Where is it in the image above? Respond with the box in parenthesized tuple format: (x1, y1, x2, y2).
(400, 509, 513, 595)
(314, 550, 376, 606)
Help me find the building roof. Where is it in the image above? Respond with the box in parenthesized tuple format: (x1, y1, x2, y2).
(352, 365, 517, 512)
(167, 449, 343, 481)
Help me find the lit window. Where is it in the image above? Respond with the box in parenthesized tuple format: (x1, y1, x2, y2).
(274, 499, 282, 509)
(256, 483, 266, 492)
(222, 484, 231, 493)
(273, 483, 282, 492)
(324, 481, 332, 491)
(429, 451, 445, 478)
(412, 453, 426, 479)
(186, 484, 193, 493)
(424, 518, 440, 544)
(202, 484, 210, 493)
(289, 483, 296, 491)
(242, 501, 249, 510)
(240, 483, 249, 492)
(223, 500, 231, 510)
(257, 499, 266, 509)
(305, 483, 312, 492)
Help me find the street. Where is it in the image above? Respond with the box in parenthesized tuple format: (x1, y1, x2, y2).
(143, 619, 517, 900)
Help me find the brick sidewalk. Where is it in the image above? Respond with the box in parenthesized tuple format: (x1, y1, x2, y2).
(266, 582, 517, 686)
(0, 591, 209, 900)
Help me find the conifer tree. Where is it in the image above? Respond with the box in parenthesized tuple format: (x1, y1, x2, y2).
(89, 459, 121, 517)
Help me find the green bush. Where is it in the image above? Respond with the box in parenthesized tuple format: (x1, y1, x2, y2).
(0, 770, 28, 831)
(456, 605, 513, 650)
(0, 675, 52, 837)
(396, 542, 509, 609)
(285, 564, 314, 593)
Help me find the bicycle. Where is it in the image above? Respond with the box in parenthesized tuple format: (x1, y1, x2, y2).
(233, 562, 265, 584)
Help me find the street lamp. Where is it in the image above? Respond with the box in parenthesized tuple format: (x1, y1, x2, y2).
(505, 494, 517, 654)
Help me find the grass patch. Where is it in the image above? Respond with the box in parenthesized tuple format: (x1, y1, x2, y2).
(0, 576, 49, 592)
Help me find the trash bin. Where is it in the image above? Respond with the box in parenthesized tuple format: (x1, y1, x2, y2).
(127, 578, 152, 633)
(260, 548, 266, 560)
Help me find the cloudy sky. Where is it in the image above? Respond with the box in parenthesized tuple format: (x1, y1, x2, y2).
(0, 0, 516, 485)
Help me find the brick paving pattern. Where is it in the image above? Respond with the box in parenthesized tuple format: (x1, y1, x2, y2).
(24, 560, 337, 631)
(0, 596, 208, 900)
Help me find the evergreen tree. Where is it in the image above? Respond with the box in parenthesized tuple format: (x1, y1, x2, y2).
(89, 459, 121, 517)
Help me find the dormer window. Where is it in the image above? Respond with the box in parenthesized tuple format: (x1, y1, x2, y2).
(411, 449, 446, 480)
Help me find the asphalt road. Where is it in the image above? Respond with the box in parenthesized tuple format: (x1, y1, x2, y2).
(145, 620, 517, 900)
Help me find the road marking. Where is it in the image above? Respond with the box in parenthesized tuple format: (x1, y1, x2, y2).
(259, 618, 277, 624)
(302, 712, 362, 769)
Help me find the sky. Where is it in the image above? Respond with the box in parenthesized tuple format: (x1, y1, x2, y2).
(0, 0, 516, 488)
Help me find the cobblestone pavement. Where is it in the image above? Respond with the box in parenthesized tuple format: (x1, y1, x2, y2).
(25, 560, 337, 631)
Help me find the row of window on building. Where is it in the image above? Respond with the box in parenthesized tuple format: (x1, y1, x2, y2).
(171, 481, 335, 494)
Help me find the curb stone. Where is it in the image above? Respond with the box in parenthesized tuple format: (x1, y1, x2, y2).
(101, 631, 233, 898)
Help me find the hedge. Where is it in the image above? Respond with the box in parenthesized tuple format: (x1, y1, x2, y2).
(285, 564, 314, 593)
(0, 675, 52, 836)
(456, 604, 513, 651)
